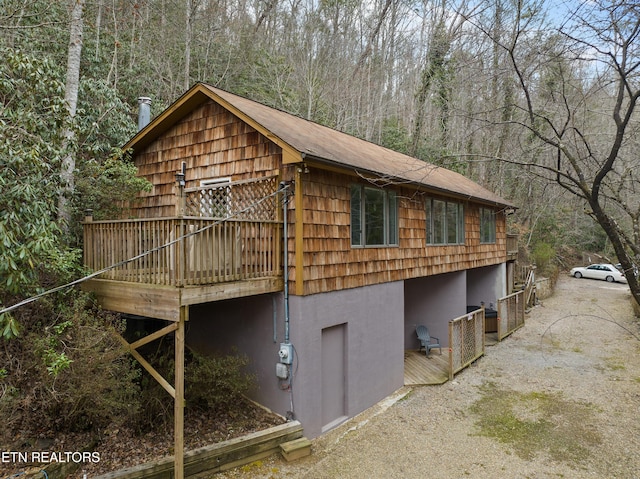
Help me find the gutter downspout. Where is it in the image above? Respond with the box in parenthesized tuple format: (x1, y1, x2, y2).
(283, 184, 290, 343)
(279, 181, 295, 419)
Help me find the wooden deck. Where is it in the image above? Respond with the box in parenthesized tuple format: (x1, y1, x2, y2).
(82, 208, 284, 318)
(404, 332, 499, 386)
(404, 349, 449, 386)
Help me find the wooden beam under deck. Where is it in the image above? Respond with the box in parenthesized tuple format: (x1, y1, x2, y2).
(82, 277, 283, 321)
(180, 277, 283, 305)
(82, 279, 181, 321)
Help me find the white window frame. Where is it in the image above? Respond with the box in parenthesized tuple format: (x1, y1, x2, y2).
(199, 177, 231, 218)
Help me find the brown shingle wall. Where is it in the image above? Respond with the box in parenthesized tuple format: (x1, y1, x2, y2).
(126, 98, 506, 295)
(298, 169, 508, 295)
(130, 101, 282, 218)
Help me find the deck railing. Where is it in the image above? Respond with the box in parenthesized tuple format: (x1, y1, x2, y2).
(497, 290, 525, 340)
(448, 308, 485, 379)
(83, 175, 283, 288)
(506, 233, 518, 257)
(184, 175, 279, 221)
(83, 217, 282, 287)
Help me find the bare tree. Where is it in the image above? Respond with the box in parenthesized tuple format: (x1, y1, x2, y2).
(184, 0, 193, 90)
(479, 1, 640, 303)
(410, 0, 476, 159)
(58, 0, 85, 234)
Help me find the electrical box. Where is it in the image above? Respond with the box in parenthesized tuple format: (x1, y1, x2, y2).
(278, 342, 293, 365)
(276, 362, 289, 379)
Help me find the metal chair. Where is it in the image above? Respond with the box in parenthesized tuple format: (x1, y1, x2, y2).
(416, 325, 442, 357)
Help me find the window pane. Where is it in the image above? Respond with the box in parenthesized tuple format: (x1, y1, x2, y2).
(446, 202, 458, 244)
(387, 191, 398, 245)
(490, 210, 496, 242)
(350, 185, 362, 246)
(433, 200, 445, 244)
(458, 203, 465, 243)
(480, 208, 496, 243)
(426, 199, 433, 244)
(365, 188, 385, 245)
(481, 208, 487, 242)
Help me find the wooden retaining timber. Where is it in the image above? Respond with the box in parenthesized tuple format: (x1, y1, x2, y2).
(93, 421, 304, 479)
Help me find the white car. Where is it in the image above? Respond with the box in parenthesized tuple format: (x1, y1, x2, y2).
(569, 263, 627, 283)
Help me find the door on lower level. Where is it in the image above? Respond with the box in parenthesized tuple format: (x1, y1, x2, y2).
(321, 323, 347, 432)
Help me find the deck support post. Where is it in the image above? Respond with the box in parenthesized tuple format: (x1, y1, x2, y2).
(174, 305, 187, 479)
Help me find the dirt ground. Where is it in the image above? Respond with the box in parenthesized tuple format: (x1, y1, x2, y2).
(215, 274, 640, 479)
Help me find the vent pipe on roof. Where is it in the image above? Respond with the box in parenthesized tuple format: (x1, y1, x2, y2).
(137, 97, 152, 131)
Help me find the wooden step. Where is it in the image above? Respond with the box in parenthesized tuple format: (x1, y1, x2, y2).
(279, 437, 311, 462)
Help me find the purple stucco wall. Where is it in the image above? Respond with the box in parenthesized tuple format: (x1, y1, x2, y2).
(186, 281, 406, 439)
(187, 294, 293, 421)
(403, 265, 506, 349)
(287, 281, 406, 438)
(404, 272, 467, 348)
(467, 264, 506, 310)
(186, 266, 506, 439)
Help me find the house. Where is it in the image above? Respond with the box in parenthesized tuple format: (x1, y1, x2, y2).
(82, 83, 517, 442)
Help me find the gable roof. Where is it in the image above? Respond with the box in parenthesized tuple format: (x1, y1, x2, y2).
(125, 83, 514, 208)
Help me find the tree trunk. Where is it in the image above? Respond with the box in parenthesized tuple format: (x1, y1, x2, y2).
(58, 0, 85, 234)
(184, 0, 192, 91)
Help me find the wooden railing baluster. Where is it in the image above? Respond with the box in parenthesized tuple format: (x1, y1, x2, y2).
(82, 217, 282, 288)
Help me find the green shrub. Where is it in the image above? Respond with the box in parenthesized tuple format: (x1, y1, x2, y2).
(187, 350, 256, 413)
(0, 290, 141, 437)
(132, 344, 256, 431)
(532, 242, 556, 276)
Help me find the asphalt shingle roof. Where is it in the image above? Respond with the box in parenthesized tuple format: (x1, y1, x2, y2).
(126, 83, 514, 208)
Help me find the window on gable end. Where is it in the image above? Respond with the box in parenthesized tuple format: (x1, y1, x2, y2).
(199, 177, 231, 218)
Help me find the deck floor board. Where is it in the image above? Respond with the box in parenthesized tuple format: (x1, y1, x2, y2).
(404, 349, 449, 385)
(404, 334, 498, 386)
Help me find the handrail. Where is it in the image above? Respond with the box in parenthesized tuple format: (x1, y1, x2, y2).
(83, 217, 283, 287)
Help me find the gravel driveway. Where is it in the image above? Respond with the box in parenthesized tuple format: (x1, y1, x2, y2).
(216, 275, 640, 479)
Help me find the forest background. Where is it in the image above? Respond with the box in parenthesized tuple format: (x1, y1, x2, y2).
(2, 0, 640, 452)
